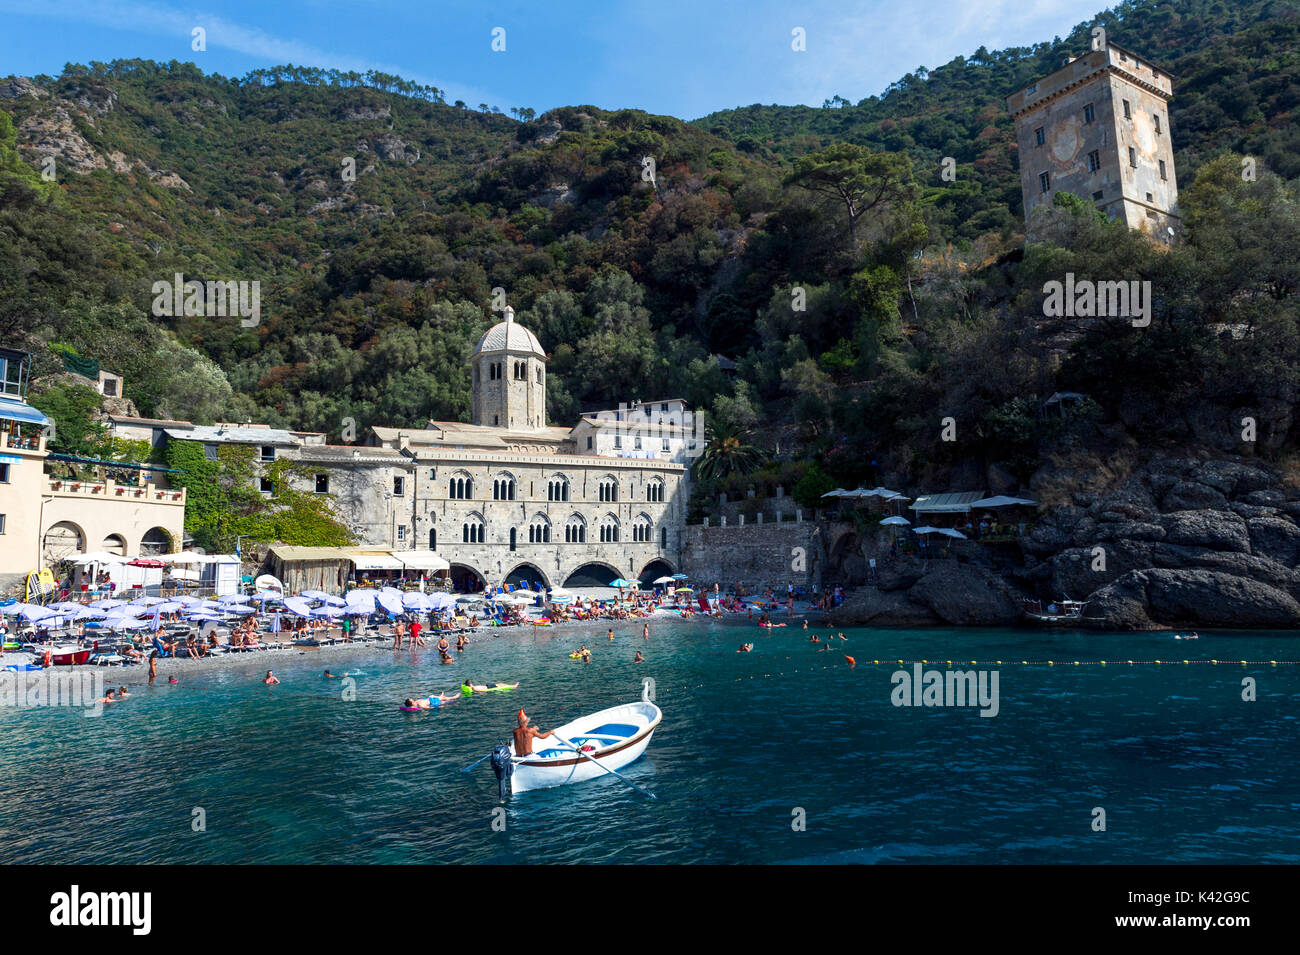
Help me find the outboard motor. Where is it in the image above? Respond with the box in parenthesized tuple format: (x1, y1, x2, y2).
(490, 743, 514, 801)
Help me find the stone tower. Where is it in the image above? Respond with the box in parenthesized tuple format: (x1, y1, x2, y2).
(1007, 41, 1179, 243)
(470, 306, 547, 430)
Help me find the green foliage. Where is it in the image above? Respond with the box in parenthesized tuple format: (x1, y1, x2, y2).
(163, 441, 353, 550)
(792, 461, 836, 510)
(27, 383, 107, 456)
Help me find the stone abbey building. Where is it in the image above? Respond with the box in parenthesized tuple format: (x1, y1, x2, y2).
(290, 307, 692, 590)
(1007, 39, 1179, 241)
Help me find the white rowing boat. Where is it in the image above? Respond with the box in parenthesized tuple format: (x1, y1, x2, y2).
(510, 685, 661, 794)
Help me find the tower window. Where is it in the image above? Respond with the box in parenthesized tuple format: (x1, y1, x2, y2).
(1129, 147, 1137, 168)
(1092, 190, 1104, 201)
(1083, 103, 1094, 124)
(1034, 127, 1045, 147)
(1087, 150, 1100, 173)
(1159, 160, 1167, 181)
(1153, 113, 1161, 133)
(314, 474, 329, 494)
(1038, 171, 1050, 194)
(1122, 99, 1131, 119)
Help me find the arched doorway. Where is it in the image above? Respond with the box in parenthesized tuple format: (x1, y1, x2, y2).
(562, 562, 624, 588)
(448, 563, 486, 593)
(100, 533, 128, 557)
(638, 559, 675, 588)
(505, 563, 549, 591)
(42, 521, 85, 564)
(139, 527, 173, 556)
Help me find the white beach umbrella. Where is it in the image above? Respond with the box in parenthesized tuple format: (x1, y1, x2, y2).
(880, 516, 911, 526)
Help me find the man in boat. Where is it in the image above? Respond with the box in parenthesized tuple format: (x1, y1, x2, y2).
(512, 708, 557, 756)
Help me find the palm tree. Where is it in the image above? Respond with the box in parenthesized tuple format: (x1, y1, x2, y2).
(693, 421, 764, 483)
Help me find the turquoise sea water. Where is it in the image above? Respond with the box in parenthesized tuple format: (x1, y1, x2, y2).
(1, 620, 1298, 864)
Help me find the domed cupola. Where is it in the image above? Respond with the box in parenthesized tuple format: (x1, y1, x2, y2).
(470, 306, 547, 430)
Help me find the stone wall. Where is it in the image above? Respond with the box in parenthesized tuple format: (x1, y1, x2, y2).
(680, 520, 824, 592)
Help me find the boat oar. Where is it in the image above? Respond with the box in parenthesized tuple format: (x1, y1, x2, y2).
(461, 751, 495, 773)
(552, 736, 656, 800)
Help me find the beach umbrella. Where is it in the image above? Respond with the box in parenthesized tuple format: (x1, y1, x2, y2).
(217, 594, 251, 605)
(312, 606, 345, 618)
(71, 606, 105, 621)
(821, 488, 848, 498)
(671, 573, 688, 580)
(300, 590, 334, 601)
(376, 591, 404, 617)
(18, 605, 54, 622)
(608, 578, 635, 588)
(674, 586, 694, 593)
(346, 593, 377, 615)
(935, 528, 968, 539)
(283, 596, 315, 618)
(111, 617, 152, 630)
(271, 612, 282, 634)
(90, 598, 124, 610)
(129, 596, 165, 607)
(651, 576, 675, 585)
(150, 609, 162, 631)
(223, 605, 255, 615)
(912, 526, 941, 535)
(549, 595, 574, 605)
(154, 601, 186, 613)
(50, 601, 85, 612)
(250, 591, 282, 605)
(880, 516, 911, 526)
(402, 592, 432, 611)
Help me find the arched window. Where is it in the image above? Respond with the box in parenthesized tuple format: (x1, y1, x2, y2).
(509, 527, 517, 551)
(599, 515, 621, 543)
(660, 526, 668, 549)
(529, 515, 551, 544)
(548, 475, 570, 502)
(449, 473, 473, 500)
(429, 528, 437, 549)
(462, 513, 485, 543)
(632, 515, 652, 542)
(564, 514, 587, 543)
(646, 478, 665, 503)
(598, 477, 618, 503)
(493, 474, 516, 501)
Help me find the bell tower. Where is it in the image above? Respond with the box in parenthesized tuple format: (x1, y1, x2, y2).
(470, 306, 547, 430)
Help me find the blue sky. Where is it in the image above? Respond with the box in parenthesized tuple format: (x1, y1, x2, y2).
(0, 0, 1112, 119)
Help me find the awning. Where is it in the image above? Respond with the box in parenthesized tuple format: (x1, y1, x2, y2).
(970, 495, 1038, 508)
(389, 550, 450, 571)
(0, 398, 50, 427)
(909, 491, 986, 514)
(349, 552, 404, 571)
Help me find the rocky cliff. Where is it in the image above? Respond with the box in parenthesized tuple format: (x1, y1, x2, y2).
(828, 453, 1300, 631)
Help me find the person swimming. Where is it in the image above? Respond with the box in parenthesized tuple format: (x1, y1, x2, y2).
(403, 691, 458, 710)
(737, 643, 753, 653)
(263, 670, 280, 685)
(461, 679, 518, 695)
(633, 651, 644, 663)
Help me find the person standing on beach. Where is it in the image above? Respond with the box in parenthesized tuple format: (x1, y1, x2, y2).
(392, 620, 405, 650)
(410, 619, 424, 648)
(642, 622, 649, 641)
(148, 653, 157, 685)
